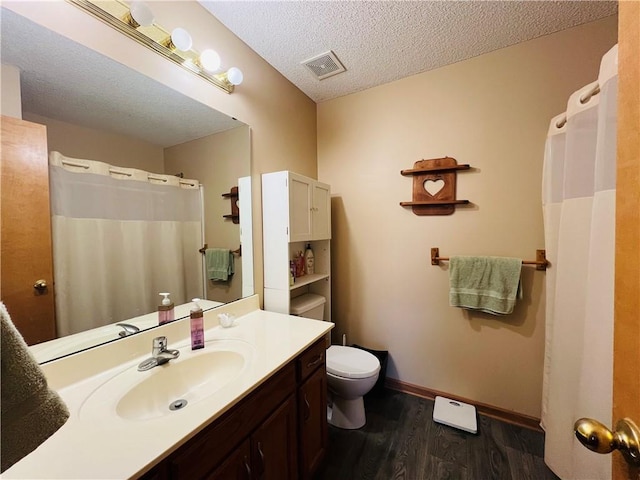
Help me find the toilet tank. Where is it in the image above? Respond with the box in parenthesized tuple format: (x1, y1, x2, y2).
(290, 294, 326, 320)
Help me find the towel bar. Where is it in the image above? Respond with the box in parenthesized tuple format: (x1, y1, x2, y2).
(199, 244, 242, 256)
(430, 247, 549, 271)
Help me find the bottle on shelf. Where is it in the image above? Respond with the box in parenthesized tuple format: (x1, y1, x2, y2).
(304, 243, 315, 275)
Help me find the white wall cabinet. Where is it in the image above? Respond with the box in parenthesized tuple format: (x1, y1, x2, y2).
(286, 172, 331, 242)
(262, 171, 331, 321)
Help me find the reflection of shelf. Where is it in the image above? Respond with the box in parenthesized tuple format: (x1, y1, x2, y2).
(290, 273, 329, 290)
(400, 200, 469, 206)
(400, 164, 470, 176)
(222, 186, 239, 224)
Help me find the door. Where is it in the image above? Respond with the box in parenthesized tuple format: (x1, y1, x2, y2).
(311, 182, 331, 240)
(289, 172, 313, 242)
(0, 115, 56, 345)
(612, 3, 639, 479)
(298, 366, 328, 479)
(252, 395, 298, 480)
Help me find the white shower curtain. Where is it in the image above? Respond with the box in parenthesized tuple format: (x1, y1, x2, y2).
(541, 45, 618, 480)
(49, 152, 203, 337)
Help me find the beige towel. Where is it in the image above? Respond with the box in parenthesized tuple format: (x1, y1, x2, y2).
(1, 302, 69, 472)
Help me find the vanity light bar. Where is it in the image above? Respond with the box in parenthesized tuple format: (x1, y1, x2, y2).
(67, 0, 235, 94)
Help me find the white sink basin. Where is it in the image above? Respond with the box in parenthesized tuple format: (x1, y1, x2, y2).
(79, 339, 254, 422)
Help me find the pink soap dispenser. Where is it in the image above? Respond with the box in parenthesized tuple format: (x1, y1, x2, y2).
(158, 292, 175, 325)
(190, 298, 205, 350)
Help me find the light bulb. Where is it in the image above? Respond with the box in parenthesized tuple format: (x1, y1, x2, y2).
(127, 2, 154, 27)
(227, 67, 244, 86)
(200, 49, 221, 72)
(171, 28, 192, 51)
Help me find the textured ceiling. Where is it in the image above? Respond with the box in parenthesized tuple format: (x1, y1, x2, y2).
(201, 0, 618, 103)
(1, 8, 240, 148)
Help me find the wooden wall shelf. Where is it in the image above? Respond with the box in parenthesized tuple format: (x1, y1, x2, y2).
(400, 157, 471, 215)
(222, 186, 239, 224)
(401, 164, 471, 175)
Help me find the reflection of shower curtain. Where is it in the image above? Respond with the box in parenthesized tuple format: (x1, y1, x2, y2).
(541, 45, 617, 480)
(49, 152, 203, 336)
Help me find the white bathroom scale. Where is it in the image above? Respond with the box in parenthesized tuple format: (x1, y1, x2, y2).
(433, 396, 478, 434)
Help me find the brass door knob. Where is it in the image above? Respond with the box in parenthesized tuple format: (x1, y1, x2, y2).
(574, 417, 640, 466)
(33, 279, 47, 291)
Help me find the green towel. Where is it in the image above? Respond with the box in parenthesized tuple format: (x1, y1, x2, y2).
(1, 302, 70, 472)
(205, 248, 234, 281)
(449, 256, 522, 315)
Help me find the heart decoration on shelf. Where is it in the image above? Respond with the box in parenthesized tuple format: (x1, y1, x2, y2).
(424, 178, 445, 197)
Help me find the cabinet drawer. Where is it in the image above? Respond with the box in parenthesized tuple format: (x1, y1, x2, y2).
(170, 363, 296, 479)
(297, 338, 326, 382)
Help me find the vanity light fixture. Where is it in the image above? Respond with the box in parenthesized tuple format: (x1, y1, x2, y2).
(68, 0, 243, 93)
(125, 1, 154, 28)
(163, 27, 193, 52)
(199, 49, 221, 72)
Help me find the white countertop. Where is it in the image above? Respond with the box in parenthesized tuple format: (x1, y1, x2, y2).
(3, 297, 333, 479)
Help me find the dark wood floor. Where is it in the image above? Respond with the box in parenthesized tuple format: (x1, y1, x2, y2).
(315, 389, 560, 480)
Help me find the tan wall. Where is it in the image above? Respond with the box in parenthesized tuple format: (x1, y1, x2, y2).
(4, 1, 318, 301)
(23, 113, 165, 172)
(1, 64, 22, 119)
(317, 16, 618, 418)
(164, 126, 251, 304)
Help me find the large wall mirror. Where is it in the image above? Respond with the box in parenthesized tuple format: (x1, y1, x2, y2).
(1, 7, 254, 364)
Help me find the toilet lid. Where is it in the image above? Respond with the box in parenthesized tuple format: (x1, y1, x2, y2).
(326, 346, 381, 379)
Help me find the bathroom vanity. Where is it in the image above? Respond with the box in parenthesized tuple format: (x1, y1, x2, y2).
(142, 337, 328, 480)
(5, 296, 332, 480)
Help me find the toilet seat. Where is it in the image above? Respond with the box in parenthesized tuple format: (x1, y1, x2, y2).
(326, 346, 381, 379)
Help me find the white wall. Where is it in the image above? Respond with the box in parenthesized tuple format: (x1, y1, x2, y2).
(317, 16, 618, 418)
(23, 113, 165, 172)
(1, 64, 22, 119)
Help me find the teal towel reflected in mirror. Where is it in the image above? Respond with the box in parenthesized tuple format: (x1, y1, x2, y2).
(206, 248, 235, 281)
(1, 302, 70, 472)
(449, 256, 523, 315)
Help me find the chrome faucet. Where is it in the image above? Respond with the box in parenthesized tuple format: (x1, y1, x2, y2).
(116, 323, 140, 337)
(138, 336, 180, 371)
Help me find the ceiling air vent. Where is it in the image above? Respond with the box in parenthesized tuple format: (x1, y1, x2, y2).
(301, 50, 346, 80)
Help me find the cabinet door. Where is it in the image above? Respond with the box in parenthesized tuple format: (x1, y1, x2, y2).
(298, 367, 328, 479)
(288, 174, 313, 242)
(252, 395, 298, 480)
(311, 182, 331, 240)
(207, 439, 252, 480)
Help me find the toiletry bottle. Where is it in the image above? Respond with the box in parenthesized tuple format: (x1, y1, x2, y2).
(158, 292, 175, 325)
(304, 243, 315, 275)
(190, 298, 205, 350)
(289, 261, 295, 286)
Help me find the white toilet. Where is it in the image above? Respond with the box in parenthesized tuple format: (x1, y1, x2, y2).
(290, 293, 381, 430)
(325, 345, 380, 429)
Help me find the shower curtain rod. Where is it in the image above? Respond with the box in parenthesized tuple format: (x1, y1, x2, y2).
(59, 159, 197, 187)
(554, 83, 601, 129)
(430, 247, 549, 271)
